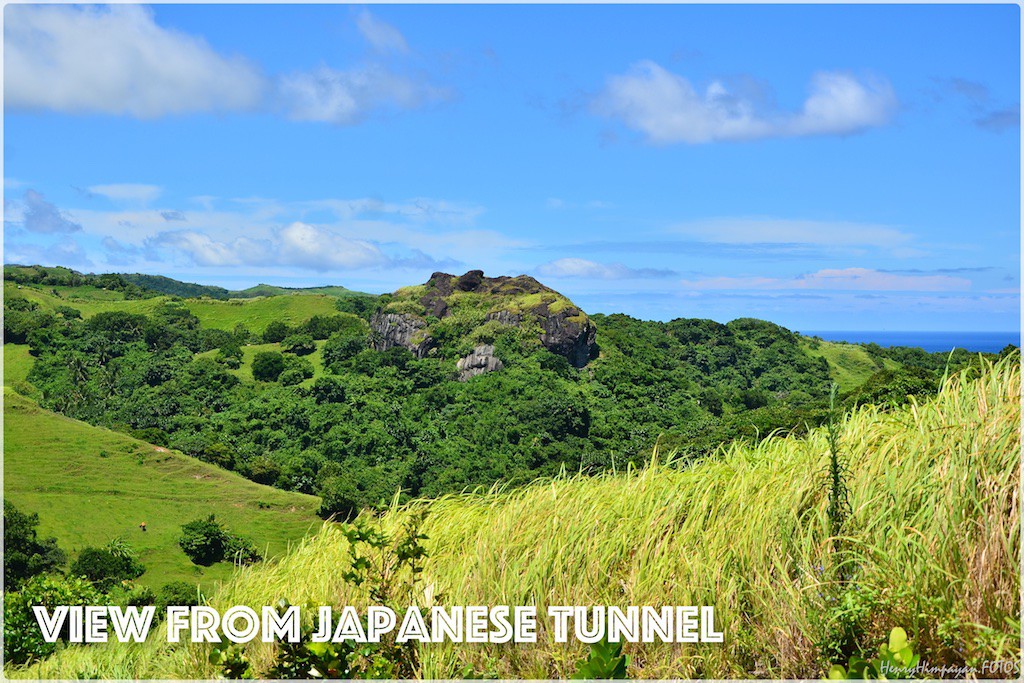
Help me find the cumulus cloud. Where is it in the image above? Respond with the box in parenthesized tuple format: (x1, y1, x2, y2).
(160, 210, 188, 222)
(5, 5, 446, 126)
(356, 10, 409, 54)
(592, 61, 896, 144)
(15, 190, 84, 234)
(5, 4, 265, 117)
(145, 222, 394, 271)
(537, 257, 675, 280)
(279, 65, 448, 125)
(88, 184, 163, 204)
(680, 267, 970, 292)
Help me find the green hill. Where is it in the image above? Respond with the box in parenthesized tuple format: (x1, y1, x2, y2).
(120, 272, 367, 300)
(4, 281, 343, 334)
(12, 356, 1019, 679)
(2, 388, 322, 590)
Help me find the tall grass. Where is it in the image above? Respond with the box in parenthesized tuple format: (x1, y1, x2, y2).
(12, 356, 1019, 679)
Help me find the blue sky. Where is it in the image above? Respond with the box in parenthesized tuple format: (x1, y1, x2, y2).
(3, 3, 1020, 331)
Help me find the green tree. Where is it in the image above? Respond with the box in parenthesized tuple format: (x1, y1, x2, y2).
(252, 351, 286, 382)
(3, 501, 66, 590)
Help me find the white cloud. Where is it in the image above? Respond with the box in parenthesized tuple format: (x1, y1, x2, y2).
(356, 10, 409, 54)
(5, 5, 265, 117)
(88, 184, 163, 204)
(593, 61, 896, 144)
(146, 223, 391, 272)
(537, 257, 674, 280)
(680, 267, 970, 292)
(279, 64, 448, 125)
(673, 217, 911, 249)
(14, 190, 84, 234)
(278, 222, 387, 270)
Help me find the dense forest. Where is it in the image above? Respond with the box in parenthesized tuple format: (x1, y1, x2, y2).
(3, 265, 997, 519)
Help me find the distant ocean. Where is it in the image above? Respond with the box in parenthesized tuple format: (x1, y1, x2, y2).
(801, 331, 1021, 354)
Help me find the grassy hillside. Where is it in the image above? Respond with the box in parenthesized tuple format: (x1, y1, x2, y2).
(801, 338, 900, 391)
(184, 295, 340, 333)
(3, 389, 322, 590)
(5, 282, 341, 334)
(120, 272, 365, 300)
(196, 340, 329, 385)
(4, 343, 35, 387)
(15, 356, 1019, 679)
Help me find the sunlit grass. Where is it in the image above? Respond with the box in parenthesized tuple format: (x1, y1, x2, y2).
(10, 356, 1019, 679)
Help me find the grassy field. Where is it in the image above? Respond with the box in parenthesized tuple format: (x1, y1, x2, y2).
(196, 340, 328, 385)
(3, 388, 323, 591)
(184, 296, 340, 333)
(4, 343, 35, 387)
(5, 283, 341, 334)
(13, 356, 1019, 679)
(802, 339, 899, 391)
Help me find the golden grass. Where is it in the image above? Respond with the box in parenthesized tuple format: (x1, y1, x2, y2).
(11, 357, 1019, 679)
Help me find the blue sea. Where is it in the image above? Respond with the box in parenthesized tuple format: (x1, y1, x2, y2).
(800, 331, 1021, 354)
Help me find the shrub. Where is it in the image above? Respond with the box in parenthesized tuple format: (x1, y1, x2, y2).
(156, 581, 202, 611)
(178, 516, 261, 566)
(224, 535, 263, 565)
(3, 575, 102, 664)
(252, 351, 286, 382)
(69, 544, 145, 591)
(262, 321, 291, 344)
(178, 515, 229, 565)
(282, 334, 316, 356)
(3, 501, 66, 590)
(322, 330, 368, 368)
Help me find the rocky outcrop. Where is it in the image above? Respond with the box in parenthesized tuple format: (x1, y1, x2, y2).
(539, 312, 596, 368)
(372, 270, 597, 372)
(456, 344, 504, 381)
(369, 312, 434, 358)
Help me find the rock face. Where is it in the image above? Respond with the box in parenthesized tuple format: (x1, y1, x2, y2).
(369, 312, 434, 358)
(371, 270, 597, 375)
(456, 344, 504, 381)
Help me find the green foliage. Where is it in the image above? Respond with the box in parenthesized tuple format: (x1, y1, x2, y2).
(3, 501, 67, 590)
(322, 329, 369, 367)
(571, 638, 630, 679)
(178, 515, 230, 565)
(252, 351, 286, 382)
(209, 645, 255, 679)
(262, 321, 291, 344)
(178, 516, 262, 567)
(156, 581, 203, 610)
(263, 513, 429, 679)
(282, 333, 316, 356)
(3, 574, 102, 665)
(69, 542, 145, 591)
(829, 628, 920, 679)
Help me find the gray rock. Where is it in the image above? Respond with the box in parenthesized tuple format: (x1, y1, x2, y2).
(369, 312, 434, 358)
(456, 344, 504, 380)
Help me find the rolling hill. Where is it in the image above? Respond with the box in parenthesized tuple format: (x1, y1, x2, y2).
(10, 355, 1018, 679)
(3, 388, 322, 590)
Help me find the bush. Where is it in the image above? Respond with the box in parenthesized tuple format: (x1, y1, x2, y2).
(69, 543, 145, 591)
(262, 321, 291, 344)
(4, 501, 66, 590)
(282, 334, 316, 356)
(156, 581, 202, 611)
(178, 515, 229, 565)
(224, 535, 263, 565)
(252, 351, 286, 382)
(3, 575, 102, 665)
(178, 516, 261, 566)
(322, 330, 368, 368)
